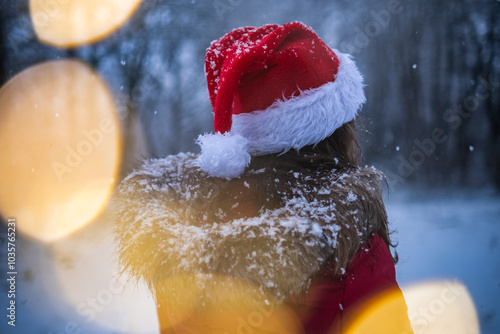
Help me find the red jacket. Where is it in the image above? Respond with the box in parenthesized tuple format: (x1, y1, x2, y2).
(155, 234, 412, 334)
(286, 234, 413, 333)
(115, 154, 413, 333)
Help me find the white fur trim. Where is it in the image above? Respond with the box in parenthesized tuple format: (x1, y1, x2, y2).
(195, 132, 250, 179)
(231, 50, 365, 156)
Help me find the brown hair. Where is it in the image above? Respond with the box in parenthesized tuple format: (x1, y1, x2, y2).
(202, 120, 396, 276)
(248, 119, 361, 172)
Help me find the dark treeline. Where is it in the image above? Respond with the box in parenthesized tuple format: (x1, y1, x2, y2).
(1, 0, 499, 189)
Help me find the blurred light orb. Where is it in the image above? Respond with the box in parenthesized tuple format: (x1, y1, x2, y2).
(155, 274, 304, 334)
(30, 0, 143, 47)
(47, 229, 159, 333)
(344, 287, 414, 334)
(403, 280, 480, 334)
(0, 59, 121, 242)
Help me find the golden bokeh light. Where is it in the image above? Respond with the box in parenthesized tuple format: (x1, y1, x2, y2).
(30, 0, 143, 48)
(0, 59, 121, 242)
(344, 287, 414, 334)
(403, 280, 480, 334)
(343, 280, 480, 334)
(155, 274, 304, 334)
(44, 217, 159, 333)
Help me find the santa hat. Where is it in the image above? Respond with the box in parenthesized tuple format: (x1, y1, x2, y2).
(196, 21, 365, 179)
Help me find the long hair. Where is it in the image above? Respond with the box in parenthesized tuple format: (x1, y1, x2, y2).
(201, 119, 396, 276)
(114, 119, 398, 305)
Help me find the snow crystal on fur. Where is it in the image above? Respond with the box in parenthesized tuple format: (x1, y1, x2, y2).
(231, 51, 365, 155)
(195, 132, 250, 178)
(114, 153, 387, 305)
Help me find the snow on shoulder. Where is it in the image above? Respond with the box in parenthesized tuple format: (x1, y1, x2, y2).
(113, 152, 385, 301)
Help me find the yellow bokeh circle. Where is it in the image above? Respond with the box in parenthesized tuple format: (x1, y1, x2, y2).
(155, 274, 304, 334)
(344, 288, 414, 334)
(30, 0, 143, 47)
(344, 281, 480, 334)
(0, 59, 121, 242)
(403, 280, 480, 334)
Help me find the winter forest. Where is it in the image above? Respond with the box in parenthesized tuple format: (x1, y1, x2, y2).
(2, 0, 499, 188)
(0, 0, 499, 333)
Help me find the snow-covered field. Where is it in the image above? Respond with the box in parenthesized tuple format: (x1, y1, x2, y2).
(387, 188, 500, 334)
(0, 188, 499, 333)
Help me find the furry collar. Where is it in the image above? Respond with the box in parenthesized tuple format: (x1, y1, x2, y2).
(114, 153, 386, 302)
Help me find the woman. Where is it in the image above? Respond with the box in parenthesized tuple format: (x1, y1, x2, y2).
(115, 22, 413, 333)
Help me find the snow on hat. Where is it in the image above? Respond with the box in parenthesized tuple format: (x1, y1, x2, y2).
(196, 21, 365, 179)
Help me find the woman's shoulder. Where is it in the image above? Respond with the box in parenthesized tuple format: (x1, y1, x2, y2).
(328, 166, 385, 187)
(331, 166, 386, 197)
(116, 152, 202, 201)
(119, 152, 196, 185)
(264, 165, 386, 202)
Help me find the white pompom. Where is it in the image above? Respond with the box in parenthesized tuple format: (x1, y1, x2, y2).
(195, 132, 251, 179)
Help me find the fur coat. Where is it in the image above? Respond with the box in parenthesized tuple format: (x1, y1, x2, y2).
(113, 152, 407, 332)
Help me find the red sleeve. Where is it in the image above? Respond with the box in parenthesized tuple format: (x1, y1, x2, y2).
(286, 234, 412, 334)
(285, 269, 345, 333)
(342, 234, 400, 310)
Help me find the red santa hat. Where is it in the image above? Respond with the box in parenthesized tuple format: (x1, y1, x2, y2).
(196, 21, 365, 179)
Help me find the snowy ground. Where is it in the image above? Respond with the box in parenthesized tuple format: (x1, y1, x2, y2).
(0, 188, 499, 333)
(386, 188, 500, 334)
